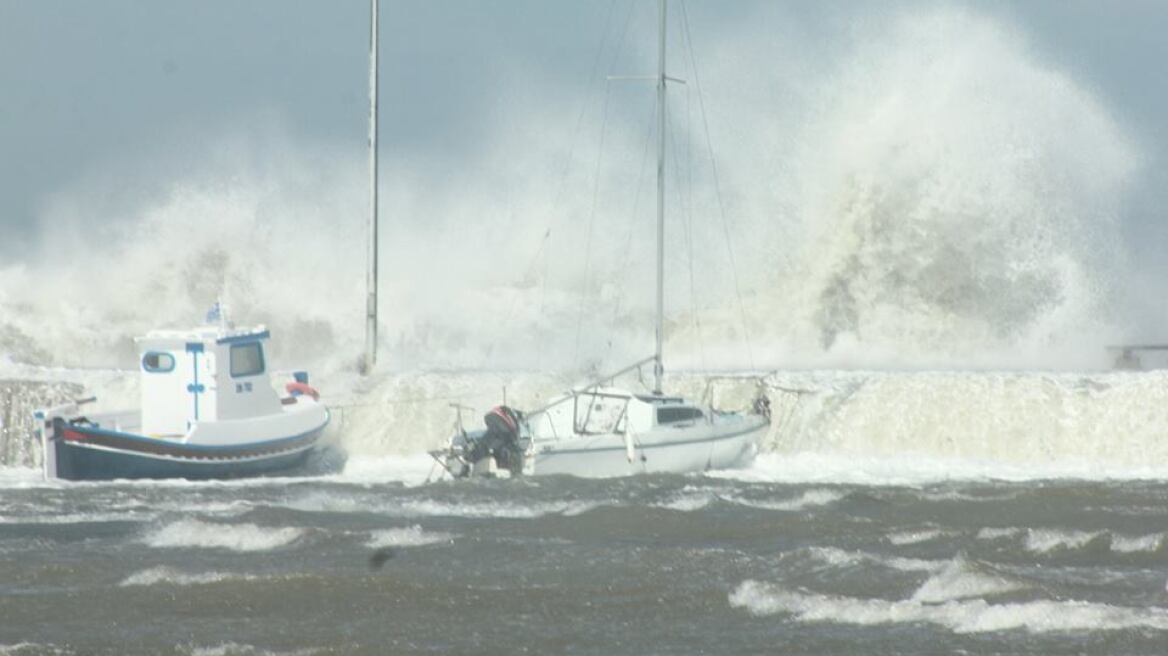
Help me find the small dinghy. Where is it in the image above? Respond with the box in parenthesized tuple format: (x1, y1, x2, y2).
(36, 312, 329, 481)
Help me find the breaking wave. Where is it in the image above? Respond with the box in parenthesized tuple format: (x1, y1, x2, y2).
(366, 525, 456, 548)
(120, 566, 262, 587)
(281, 490, 600, 519)
(184, 644, 322, 656)
(887, 528, 957, 546)
(977, 527, 1166, 555)
(804, 546, 942, 574)
(143, 518, 304, 552)
(910, 558, 1023, 603)
(756, 7, 1138, 367)
(730, 580, 1168, 634)
(0, 645, 71, 656)
(727, 489, 847, 512)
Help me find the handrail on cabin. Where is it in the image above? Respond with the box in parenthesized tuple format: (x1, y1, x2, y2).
(524, 355, 657, 419)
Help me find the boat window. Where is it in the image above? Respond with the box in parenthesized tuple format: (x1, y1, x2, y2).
(230, 342, 265, 377)
(657, 406, 703, 424)
(141, 351, 175, 373)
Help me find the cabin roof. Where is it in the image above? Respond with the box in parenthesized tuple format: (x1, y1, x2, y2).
(634, 393, 685, 405)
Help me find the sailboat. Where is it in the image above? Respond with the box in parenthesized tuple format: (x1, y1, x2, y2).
(432, 0, 771, 479)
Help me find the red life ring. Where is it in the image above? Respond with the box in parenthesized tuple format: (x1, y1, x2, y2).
(285, 381, 320, 401)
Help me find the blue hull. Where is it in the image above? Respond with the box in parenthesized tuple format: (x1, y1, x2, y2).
(50, 436, 320, 481)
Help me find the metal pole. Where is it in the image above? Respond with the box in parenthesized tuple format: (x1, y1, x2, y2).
(364, 0, 380, 375)
(653, 0, 667, 394)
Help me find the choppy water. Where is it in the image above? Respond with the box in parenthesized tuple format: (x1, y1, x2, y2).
(3, 456, 1167, 655)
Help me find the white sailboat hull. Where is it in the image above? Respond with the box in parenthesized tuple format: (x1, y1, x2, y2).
(530, 414, 766, 478)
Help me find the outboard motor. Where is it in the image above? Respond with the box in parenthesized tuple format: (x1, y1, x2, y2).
(465, 405, 526, 476)
(752, 394, 772, 421)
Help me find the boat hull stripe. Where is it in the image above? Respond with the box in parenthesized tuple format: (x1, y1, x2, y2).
(59, 418, 328, 461)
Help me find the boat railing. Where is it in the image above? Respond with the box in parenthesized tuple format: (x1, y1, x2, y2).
(448, 402, 477, 438)
(523, 356, 654, 439)
(699, 373, 775, 414)
(524, 355, 655, 419)
(571, 389, 632, 436)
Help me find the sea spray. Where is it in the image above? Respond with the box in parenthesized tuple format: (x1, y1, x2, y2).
(760, 8, 1138, 367)
(0, 6, 1144, 378)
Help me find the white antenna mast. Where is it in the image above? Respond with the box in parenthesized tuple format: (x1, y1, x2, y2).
(364, 0, 380, 375)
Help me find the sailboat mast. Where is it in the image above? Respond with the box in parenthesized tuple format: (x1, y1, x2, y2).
(653, 0, 667, 394)
(364, 0, 380, 375)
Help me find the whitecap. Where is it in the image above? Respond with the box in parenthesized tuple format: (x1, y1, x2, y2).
(143, 518, 304, 552)
(0, 511, 158, 525)
(976, 527, 1022, 540)
(887, 528, 953, 545)
(366, 525, 455, 548)
(0, 644, 71, 656)
(806, 546, 943, 573)
(655, 491, 717, 512)
(730, 580, 1168, 634)
(186, 643, 321, 656)
(120, 566, 260, 587)
(730, 489, 846, 512)
(910, 558, 1023, 603)
(1024, 529, 1104, 554)
(283, 491, 599, 519)
(1110, 532, 1164, 554)
(393, 498, 599, 519)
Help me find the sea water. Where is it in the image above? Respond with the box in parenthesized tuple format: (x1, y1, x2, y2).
(1, 456, 1167, 654)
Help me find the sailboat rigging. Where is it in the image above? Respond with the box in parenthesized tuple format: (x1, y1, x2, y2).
(431, 0, 771, 479)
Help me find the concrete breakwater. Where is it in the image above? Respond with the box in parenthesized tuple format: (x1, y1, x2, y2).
(0, 380, 84, 468)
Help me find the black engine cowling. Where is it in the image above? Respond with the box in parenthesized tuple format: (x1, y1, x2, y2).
(466, 405, 525, 476)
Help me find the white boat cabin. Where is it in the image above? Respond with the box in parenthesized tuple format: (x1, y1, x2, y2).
(136, 326, 282, 436)
(528, 387, 708, 441)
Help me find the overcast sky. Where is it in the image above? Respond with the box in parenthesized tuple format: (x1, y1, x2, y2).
(2, 1, 1166, 247)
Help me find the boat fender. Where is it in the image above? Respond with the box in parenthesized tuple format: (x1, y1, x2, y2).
(285, 381, 320, 401)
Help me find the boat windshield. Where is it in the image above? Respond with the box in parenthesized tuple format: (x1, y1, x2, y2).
(230, 342, 265, 377)
(657, 406, 703, 425)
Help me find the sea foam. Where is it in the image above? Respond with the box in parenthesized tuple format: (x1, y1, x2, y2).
(143, 518, 304, 552)
(805, 546, 943, 574)
(120, 566, 261, 587)
(185, 643, 322, 656)
(728, 488, 846, 512)
(910, 559, 1023, 603)
(366, 525, 455, 548)
(730, 580, 1168, 634)
(887, 528, 955, 546)
(977, 527, 1164, 554)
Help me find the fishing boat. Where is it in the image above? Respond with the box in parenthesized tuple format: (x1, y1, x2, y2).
(35, 308, 329, 481)
(431, 0, 770, 479)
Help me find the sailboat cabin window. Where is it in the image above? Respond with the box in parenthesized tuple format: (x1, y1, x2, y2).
(230, 342, 265, 378)
(141, 352, 175, 373)
(657, 406, 703, 424)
